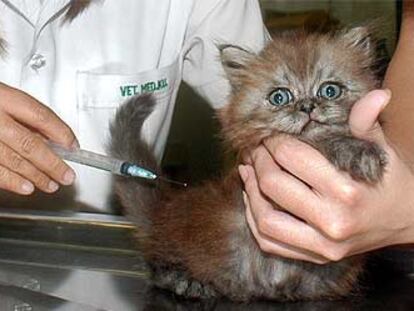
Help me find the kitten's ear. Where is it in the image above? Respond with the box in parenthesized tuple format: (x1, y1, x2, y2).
(219, 45, 255, 89)
(343, 26, 374, 55)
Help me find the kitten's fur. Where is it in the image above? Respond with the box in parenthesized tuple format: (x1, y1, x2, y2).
(110, 27, 386, 302)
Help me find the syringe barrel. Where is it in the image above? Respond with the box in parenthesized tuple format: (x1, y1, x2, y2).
(49, 142, 185, 185)
(49, 143, 123, 174)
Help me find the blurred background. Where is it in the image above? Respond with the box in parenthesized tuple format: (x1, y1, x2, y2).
(163, 0, 399, 183)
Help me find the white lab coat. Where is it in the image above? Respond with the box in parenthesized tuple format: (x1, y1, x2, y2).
(0, 0, 267, 212)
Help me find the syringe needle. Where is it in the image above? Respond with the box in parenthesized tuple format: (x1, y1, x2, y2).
(157, 176, 188, 187)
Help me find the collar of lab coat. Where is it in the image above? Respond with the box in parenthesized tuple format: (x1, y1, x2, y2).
(0, 0, 94, 30)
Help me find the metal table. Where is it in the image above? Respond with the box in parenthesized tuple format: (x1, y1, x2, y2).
(0, 208, 413, 311)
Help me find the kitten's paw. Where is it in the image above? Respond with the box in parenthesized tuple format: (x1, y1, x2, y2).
(325, 137, 387, 184)
(175, 278, 217, 299)
(352, 143, 387, 183)
(152, 266, 217, 299)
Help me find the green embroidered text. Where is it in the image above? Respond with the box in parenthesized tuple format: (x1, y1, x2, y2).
(120, 78, 168, 97)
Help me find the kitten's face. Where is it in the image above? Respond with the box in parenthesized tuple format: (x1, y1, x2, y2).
(219, 28, 379, 151)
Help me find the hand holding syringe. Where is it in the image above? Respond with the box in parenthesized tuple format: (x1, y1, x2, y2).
(49, 143, 187, 187)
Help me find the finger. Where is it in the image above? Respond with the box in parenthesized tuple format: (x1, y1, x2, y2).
(349, 89, 390, 145)
(0, 84, 78, 148)
(0, 142, 59, 193)
(0, 165, 35, 195)
(244, 149, 326, 226)
(247, 200, 346, 262)
(241, 149, 253, 165)
(242, 166, 346, 260)
(262, 136, 351, 196)
(0, 115, 76, 185)
(341, 231, 393, 258)
(245, 198, 328, 264)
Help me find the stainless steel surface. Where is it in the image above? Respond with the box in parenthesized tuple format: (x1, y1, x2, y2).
(0, 210, 146, 310)
(0, 209, 413, 310)
(0, 282, 102, 311)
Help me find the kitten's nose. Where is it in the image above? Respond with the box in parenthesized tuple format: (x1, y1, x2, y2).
(299, 102, 315, 114)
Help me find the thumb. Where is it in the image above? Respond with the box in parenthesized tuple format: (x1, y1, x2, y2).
(349, 89, 391, 145)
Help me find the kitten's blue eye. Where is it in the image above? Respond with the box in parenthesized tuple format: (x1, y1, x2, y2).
(268, 88, 293, 106)
(318, 83, 342, 100)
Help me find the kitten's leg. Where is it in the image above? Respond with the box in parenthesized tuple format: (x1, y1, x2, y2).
(151, 265, 218, 299)
(320, 136, 387, 183)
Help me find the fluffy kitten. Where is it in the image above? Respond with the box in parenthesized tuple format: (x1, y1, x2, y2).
(109, 27, 386, 302)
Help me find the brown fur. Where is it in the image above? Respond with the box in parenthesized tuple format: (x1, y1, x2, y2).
(110, 28, 386, 302)
(63, 0, 96, 23)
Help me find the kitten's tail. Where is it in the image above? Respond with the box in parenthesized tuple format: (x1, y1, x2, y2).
(109, 94, 160, 232)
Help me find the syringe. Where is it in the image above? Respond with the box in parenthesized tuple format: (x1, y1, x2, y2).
(49, 143, 187, 187)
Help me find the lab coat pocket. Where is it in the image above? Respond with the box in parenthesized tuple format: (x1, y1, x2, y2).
(76, 59, 180, 154)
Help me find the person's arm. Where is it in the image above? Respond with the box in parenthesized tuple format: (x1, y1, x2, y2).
(0, 82, 77, 195)
(383, 1, 414, 161)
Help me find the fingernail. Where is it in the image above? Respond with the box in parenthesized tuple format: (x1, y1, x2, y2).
(241, 150, 253, 164)
(21, 181, 34, 194)
(238, 165, 248, 183)
(71, 140, 80, 150)
(384, 88, 392, 98)
(379, 89, 392, 109)
(62, 169, 75, 185)
(242, 190, 249, 208)
(48, 181, 59, 192)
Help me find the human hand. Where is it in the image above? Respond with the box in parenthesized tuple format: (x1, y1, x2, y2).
(0, 83, 78, 195)
(240, 89, 414, 264)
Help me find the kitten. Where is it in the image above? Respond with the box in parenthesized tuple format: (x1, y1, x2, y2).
(109, 27, 386, 302)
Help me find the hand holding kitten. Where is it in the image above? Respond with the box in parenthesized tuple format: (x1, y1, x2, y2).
(241, 89, 414, 263)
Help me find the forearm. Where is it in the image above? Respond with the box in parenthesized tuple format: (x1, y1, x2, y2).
(383, 1, 414, 162)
